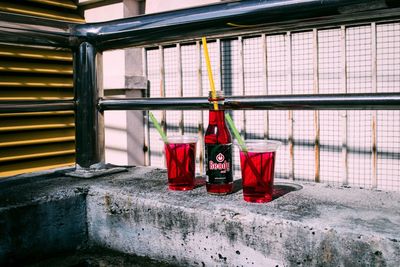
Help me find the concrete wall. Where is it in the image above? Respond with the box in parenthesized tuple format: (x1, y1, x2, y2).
(0, 181, 87, 265)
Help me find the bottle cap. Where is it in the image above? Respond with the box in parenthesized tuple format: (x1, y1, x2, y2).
(208, 90, 224, 100)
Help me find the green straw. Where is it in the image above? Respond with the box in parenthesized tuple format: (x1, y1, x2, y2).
(149, 112, 168, 143)
(225, 113, 247, 152)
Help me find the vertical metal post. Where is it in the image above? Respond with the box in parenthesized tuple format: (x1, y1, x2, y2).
(371, 22, 378, 189)
(313, 28, 320, 183)
(197, 41, 205, 175)
(177, 43, 184, 135)
(74, 42, 104, 168)
(262, 34, 269, 140)
(340, 25, 349, 185)
(238, 36, 246, 139)
(286, 31, 294, 180)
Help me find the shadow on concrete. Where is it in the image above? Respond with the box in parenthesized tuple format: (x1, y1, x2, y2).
(26, 247, 179, 267)
(194, 176, 206, 188)
(232, 179, 242, 193)
(272, 182, 303, 200)
(194, 177, 243, 193)
(195, 177, 302, 200)
(234, 179, 302, 199)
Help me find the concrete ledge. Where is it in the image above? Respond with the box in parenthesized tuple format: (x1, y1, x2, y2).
(0, 175, 89, 265)
(87, 167, 400, 267)
(1, 167, 399, 266)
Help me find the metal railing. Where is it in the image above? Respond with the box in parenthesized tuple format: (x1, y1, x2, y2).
(1, 0, 400, 169)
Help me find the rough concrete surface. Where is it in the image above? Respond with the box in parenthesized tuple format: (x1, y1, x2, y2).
(87, 167, 400, 267)
(1, 166, 399, 266)
(0, 173, 89, 266)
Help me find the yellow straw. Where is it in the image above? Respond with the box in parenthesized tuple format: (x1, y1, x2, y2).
(201, 37, 219, 111)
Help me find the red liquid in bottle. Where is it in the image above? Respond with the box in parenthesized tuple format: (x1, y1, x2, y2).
(165, 142, 196, 191)
(205, 91, 233, 195)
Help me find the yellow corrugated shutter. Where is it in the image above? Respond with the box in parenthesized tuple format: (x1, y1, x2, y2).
(0, 0, 83, 177)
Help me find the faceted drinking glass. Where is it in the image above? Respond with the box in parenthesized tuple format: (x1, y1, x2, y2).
(164, 136, 198, 191)
(237, 140, 281, 203)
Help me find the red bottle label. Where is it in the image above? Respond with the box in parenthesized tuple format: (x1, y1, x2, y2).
(205, 144, 233, 184)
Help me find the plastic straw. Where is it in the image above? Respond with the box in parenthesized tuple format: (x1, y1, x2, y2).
(225, 113, 247, 152)
(201, 37, 219, 111)
(149, 112, 168, 143)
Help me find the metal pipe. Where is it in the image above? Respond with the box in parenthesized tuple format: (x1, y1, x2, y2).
(1, 0, 399, 49)
(2, 92, 398, 114)
(73, 0, 400, 50)
(74, 42, 104, 168)
(231, 93, 400, 110)
(100, 97, 208, 111)
(99, 93, 400, 111)
(0, 100, 75, 113)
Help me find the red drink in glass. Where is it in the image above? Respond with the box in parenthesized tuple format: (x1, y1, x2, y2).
(164, 136, 197, 191)
(238, 140, 281, 203)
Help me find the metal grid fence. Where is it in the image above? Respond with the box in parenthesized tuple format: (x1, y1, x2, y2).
(145, 21, 400, 191)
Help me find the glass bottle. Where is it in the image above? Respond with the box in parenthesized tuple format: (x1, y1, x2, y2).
(205, 90, 233, 195)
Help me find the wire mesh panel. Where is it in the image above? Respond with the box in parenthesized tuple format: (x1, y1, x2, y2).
(346, 25, 373, 188)
(144, 20, 400, 191)
(291, 31, 315, 181)
(319, 111, 342, 184)
(164, 46, 181, 136)
(376, 22, 400, 190)
(181, 43, 202, 171)
(243, 36, 265, 141)
(240, 36, 271, 177)
(318, 28, 342, 184)
(181, 44, 200, 131)
(377, 23, 400, 93)
(221, 39, 241, 174)
(147, 48, 164, 167)
(201, 40, 220, 131)
(376, 111, 400, 191)
(266, 34, 290, 179)
(221, 39, 240, 97)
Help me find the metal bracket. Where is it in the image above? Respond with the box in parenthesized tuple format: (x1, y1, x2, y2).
(65, 163, 129, 179)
